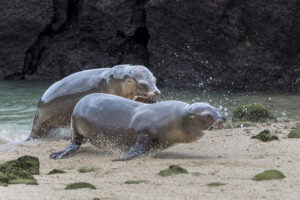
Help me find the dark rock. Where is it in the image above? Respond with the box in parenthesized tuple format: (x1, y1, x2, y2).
(0, 0, 299, 92)
(0, 0, 53, 79)
(146, 0, 300, 92)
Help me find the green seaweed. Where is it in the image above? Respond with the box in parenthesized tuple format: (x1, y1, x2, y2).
(124, 180, 147, 184)
(288, 129, 300, 138)
(78, 167, 99, 173)
(252, 170, 285, 181)
(158, 165, 188, 177)
(65, 182, 96, 190)
(251, 129, 278, 142)
(9, 178, 37, 185)
(232, 103, 274, 123)
(93, 198, 101, 200)
(207, 182, 226, 187)
(0, 155, 39, 185)
(48, 169, 66, 175)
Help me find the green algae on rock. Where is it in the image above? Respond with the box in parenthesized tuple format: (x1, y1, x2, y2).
(124, 180, 147, 184)
(65, 182, 96, 190)
(0, 155, 39, 185)
(207, 182, 226, 187)
(78, 167, 99, 173)
(232, 103, 274, 123)
(158, 165, 188, 177)
(251, 129, 278, 142)
(288, 129, 300, 138)
(48, 169, 66, 175)
(93, 198, 101, 200)
(252, 170, 285, 181)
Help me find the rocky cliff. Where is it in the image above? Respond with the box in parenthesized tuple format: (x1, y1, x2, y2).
(1, 0, 299, 92)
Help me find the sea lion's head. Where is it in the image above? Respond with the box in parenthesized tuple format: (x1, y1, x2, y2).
(112, 65, 160, 102)
(183, 103, 226, 131)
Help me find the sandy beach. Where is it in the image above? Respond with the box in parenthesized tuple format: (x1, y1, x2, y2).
(1, 121, 300, 200)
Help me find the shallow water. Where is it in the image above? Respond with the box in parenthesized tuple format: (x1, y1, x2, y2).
(0, 80, 299, 144)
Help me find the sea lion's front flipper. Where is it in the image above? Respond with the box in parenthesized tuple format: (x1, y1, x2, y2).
(50, 136, 83, 159)
(113, 134, 151, 161)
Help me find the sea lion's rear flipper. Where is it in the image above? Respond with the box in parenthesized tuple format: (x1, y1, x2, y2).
(113, 134, 151, 161)
(25, 132, 39, 141)
(50, 136, 83, 159)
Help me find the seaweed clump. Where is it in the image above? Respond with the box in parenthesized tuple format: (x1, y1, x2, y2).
(0, 155, 39, 185)
(252, 170, 285, 181)
(78, 167, 99, 173)
(48, 169, 66, 175)
(288, 129, 300, 138)
(232, 103, 274, 123)
(65, 182, 96, 190)
(251, 129, 278, 142)
(207, 182, 226, 187)
(124, 180, 147, 184)
(158, 165, 188, 177)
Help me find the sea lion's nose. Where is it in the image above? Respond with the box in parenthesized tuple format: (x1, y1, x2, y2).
(147, 92, 156, 98)
(220, 115, 226, 122)
(148, 89, 160, 98)
(154, 89, 161, 96)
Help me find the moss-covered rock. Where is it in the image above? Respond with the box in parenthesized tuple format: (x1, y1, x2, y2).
(0, 155, 39, 185)
(251, 129, 278, 142)
(78, 167, 99, 173)
(207, 182, 226, 187)
(252, 170, 285, 181)
(288, 129, 300, 138)
(65, 182, 96, 190)
(158, 165, 188, 177)
(124, 180, 147, 184)
(48, 169, 66, 175)
(232, 103, 274, 123)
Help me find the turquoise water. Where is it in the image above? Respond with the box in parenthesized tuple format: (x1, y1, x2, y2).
(0, 80, 299, 144)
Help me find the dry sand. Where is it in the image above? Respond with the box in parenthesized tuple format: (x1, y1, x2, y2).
(1, 121, 300, 200)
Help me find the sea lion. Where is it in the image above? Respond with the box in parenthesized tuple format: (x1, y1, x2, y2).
(27, 65, 160, 140)
(50, 93, 225, 161)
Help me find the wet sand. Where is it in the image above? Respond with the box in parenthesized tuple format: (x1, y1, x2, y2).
(1, 121, 300, 200)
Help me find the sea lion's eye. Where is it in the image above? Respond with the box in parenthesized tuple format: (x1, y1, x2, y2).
(201, 112, 213, 120)
(139, 83, 148, 89)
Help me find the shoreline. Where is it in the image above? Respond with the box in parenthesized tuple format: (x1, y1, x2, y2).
(1, 121, 300, 200)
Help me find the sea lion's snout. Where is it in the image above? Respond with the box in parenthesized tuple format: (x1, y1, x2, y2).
(147, 89, 161, 98)
(215, 113, 226, 123)
(211, 117, 226, 129)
